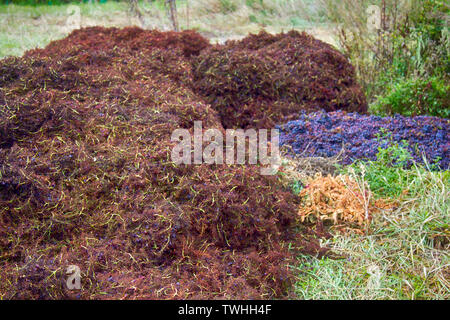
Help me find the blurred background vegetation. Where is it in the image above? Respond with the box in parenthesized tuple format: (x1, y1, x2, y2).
(0, 0, 448, 117)
(321, 0, 449, 118)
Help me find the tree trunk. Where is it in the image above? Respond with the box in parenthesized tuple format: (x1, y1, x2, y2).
(166, 0, 179, 32)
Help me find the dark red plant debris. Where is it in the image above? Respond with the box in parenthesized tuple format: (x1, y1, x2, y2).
(27, 26, 211, 59)
(192, 30, 368, 129)
(0, 26, 359, 300)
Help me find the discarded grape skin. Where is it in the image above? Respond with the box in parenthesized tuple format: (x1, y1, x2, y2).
(278, 110, 449, 170)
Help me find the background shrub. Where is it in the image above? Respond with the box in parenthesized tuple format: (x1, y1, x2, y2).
(372, 77, 450, 118)
(320, 0, 449, 118)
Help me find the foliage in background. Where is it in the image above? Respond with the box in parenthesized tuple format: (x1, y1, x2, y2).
(372, 76, 450, 118)
(1, 0, 112, 4)
(320, 0, 449, 118)
(0, 1, 333, 59)
(186, 0, 327, 28)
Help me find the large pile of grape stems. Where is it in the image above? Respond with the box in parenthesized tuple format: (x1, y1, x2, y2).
(0, 27, 448, 299)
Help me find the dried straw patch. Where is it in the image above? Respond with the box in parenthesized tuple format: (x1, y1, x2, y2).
(298, 174, 395, 233)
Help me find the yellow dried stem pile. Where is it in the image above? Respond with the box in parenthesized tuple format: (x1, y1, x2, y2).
(298, 174, 392, 231)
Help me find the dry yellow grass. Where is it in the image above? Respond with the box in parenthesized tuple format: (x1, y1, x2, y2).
(298, 174, 395, 233)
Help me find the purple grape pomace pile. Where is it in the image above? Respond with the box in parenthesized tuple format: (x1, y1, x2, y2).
(277, 110, 449, 170)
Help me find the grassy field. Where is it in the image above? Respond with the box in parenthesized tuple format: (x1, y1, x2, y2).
(0, 1, 448, 300)
(0, 0, 335, 58)
(0, 2, 139, 58)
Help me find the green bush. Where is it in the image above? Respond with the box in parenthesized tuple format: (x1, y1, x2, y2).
(219, 0, 237, 13)
(370, 0, 450, 118)
(371, 77, 450, 118)
(395, 0, 449, 79)
(321, 0, 449, 118)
